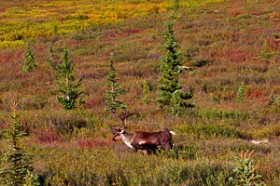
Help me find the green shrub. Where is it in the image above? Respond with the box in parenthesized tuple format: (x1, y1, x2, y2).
(41, 148, 233, 186)
(230, 144, 271, 155)
(236, 13, 252, 19)
(106, 171, 128, 186)
(180, 164, 231, 186)
(170, 144, 198, 160)
(25, 170, 46, 186)
(198, 124, 239, 138)
(42, 149, 186, 185)
(198, 109, 251, 121)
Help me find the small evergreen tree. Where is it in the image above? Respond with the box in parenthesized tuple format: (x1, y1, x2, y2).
(228, 151, 266, 186)
(105, 53, 127, 118)
(157, 21, 193, 115)
(237, 83, 245, 103)
(47, 43, 57, 71)
(268, 91, 278, 106)
(260, 40, 274, 61)
(47, 25, 59, 70)
(0, 101, 32, 186)
(22, 43, 37, 72)
(56, 48, 85, 110)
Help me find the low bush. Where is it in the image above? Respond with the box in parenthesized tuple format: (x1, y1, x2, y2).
(170, 144, 198, 160)
(181, 164, 232, 186)
(230, 143, 271, 155)
(252, 125, 280, 139)
(191, 58, 212, 67)
(185, 45, 199, 61)
(198, 124, 239, 138)
(18, 95, 47, 110)
(197, 109, 251, 121)
(39, 148, 233, 186)
(236, 13, 252, 19)
(45, 110, 93, 136)
(34, 129, 60, 144)
(0, 94, 47, 111)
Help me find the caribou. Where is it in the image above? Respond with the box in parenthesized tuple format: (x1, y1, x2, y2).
(111, 112, 175, 153)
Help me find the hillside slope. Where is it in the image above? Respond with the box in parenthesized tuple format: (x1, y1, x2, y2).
(0, 0, 280, 185)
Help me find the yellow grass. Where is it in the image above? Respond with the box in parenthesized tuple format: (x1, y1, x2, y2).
(0, 0, 224, 48)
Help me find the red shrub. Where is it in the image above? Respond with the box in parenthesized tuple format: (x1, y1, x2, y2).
(246, 89, 263, 99)
(206, 71, 220, 78)
(0, 53, 12, 63)
(228, 10, 241, 17)
(245, 89, 269, 103)
(268, 38, 280, 51)
(209, 49, 252, 63)
(85, 93, 104, 108)
(34, 129, 60, 144)
(225, 49, 252, 62)
(122, 28, 140, 36)
(104, 30, 119, 38)
(141, 39, 157, 45)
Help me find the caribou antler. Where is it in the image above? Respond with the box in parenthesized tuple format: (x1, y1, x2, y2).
(119, 111, 134, 128)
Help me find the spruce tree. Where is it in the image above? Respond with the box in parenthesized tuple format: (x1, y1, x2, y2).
(47, 43, 57, 71)
(157, 21, 193, 115)
(0, 101, 32, 186)
(105, 53, 127, 118)
(22, 43, 37, 72)
(228, 151, 266, 186)
(56, 48, 85, 110)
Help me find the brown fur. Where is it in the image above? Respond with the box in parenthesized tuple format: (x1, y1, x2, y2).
(112, 129, 175, 152)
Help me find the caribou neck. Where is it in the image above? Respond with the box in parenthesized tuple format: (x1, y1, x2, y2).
(120, 132, 134, 149)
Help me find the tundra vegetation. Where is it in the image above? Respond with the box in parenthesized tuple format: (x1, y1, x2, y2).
(0, 0, 280, 185)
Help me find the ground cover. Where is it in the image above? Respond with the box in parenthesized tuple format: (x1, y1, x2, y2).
(0, 0, 280, 185)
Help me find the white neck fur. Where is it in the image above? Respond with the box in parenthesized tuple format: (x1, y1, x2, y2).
(120, 134, 133, 148)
